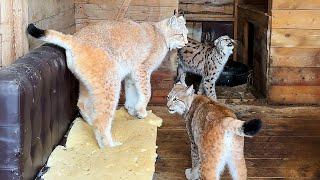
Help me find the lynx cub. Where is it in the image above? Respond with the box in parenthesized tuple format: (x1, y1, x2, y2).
(167, 82, 262, 180)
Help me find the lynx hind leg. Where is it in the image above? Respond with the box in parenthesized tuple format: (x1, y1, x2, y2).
(228, 157, 247, 180)
(78, 83, 93, 124)
(203, 76, 217, 100)
(133, 70, 151, 119)
(186, 142, 200, 179)
(199, 147, 226, 180)
(91, 78, 122, 148)
(228, 147, 247, 180)
(124, 76, 138, 116)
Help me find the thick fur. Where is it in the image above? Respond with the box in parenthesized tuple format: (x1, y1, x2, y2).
(177, 36, 235, 100)
(27, 16, 188, 148)
(167, 83, 262, 180)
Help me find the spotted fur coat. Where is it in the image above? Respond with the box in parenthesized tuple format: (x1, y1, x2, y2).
(176, 36, 235, 100)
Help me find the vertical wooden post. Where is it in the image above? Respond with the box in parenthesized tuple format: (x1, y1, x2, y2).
(233, 0, 239, 61)
(0, 0, 28, 67)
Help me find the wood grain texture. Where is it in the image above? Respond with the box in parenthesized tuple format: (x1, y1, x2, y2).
(269, 67, 320, 86)
(178, 0, 234, 21)
(272, 0, 320, 10)
(28, 0, 74, 22)
(272, 10, 320, 29)
(75, 0, 178, 30)
(268, 86, 320, 104)
(0, 0, 29, 67)
(271, 29, 320, 48)
(270, 48, 320, 67)
(28, 9, 76, 49)
(151, 105, 320, 179)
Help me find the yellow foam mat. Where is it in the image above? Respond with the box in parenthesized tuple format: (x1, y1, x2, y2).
(42, 108, 162, 180)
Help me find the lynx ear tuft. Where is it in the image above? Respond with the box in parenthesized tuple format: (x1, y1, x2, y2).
(168, 16, 178, 27)
(186, 85, 194, 95)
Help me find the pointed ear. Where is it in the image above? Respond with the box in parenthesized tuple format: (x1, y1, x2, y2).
(178, 16, 186, 24)
(214, 38, 219, 46)
(168, 16, 178, 27)
(186, 85, 194, 95)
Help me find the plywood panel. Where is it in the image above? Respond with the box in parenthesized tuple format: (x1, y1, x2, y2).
(272, 0, 320, 10)
(270, 48, 320, 67)
(28, 0, 74, 22)
(269, 67, 320, 86)
(29, 9, 76, 49)
(179, 0, 234, 21)
(268, 86, 320, 104)
(271, 29, 320, 48)
(272, 10, 320, 29)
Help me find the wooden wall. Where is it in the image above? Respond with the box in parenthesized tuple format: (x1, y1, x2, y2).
(28, 0, 76, 49)
(0, 1, 29, 67)
(268, 1, 320, 104)
(179, 0, 235, 21)
(237, 5, 270, 96)
(0, 0, 75, 67)
(75, 0, 178, 30)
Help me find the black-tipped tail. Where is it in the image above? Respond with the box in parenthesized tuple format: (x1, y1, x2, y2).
(27, 24, 46, 38)
(243, 119, 262, 136)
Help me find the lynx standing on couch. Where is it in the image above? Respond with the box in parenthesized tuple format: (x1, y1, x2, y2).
(27, 15, 188, 148)
(167, 82, 262, 180)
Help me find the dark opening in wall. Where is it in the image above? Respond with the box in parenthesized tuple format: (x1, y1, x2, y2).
(248, 22, 255, 69)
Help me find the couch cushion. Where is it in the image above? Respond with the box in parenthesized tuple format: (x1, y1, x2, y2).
(0, 44, 79, 180)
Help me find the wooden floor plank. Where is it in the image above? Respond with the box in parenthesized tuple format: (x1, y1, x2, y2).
(151, 105, 320, 179)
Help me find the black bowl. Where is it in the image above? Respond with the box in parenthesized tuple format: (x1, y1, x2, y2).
(216, 60, 249, 87)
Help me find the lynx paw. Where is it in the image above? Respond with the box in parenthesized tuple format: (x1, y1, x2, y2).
(136, 108, 148, 119)
(185, 168, 192, 180)
(110, 141, 122, 147)
(125, 104, 136, 116)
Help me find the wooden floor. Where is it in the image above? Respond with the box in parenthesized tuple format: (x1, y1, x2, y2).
(150, 105, 320, 179)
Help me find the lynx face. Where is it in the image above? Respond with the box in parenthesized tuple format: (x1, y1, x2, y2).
(164, 16, 189, 50)
(167, 82, 194, 115)
(214, 35, 235, 55)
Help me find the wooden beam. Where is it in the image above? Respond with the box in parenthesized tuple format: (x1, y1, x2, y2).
(272, 10, 320, 29)
(270, 48, 320, 68)
(268, 86, 320, 104)
(271, 29, 320, 48)
(272, 0, 320, 10)
(269, 67, 320, 86)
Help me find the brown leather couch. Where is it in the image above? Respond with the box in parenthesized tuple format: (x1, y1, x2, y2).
(0, 44, 79, 180)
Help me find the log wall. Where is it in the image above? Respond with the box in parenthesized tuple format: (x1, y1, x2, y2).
(75, 0, 178, 30)
(268, 1, 320, 104)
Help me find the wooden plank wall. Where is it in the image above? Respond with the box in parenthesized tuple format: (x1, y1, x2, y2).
(75, 0, 178, 30)
(236, 0, 270, 96)
(28, 0, 76, 49)
(179, 0, 235, 21)
(268, 1, 320, 104)
(0, 0, 29, 67)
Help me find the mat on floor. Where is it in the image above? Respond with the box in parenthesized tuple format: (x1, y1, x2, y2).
(42, 108, 162, 180)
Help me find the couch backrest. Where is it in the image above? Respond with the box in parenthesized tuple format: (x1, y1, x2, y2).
(0, 44, 79, 180)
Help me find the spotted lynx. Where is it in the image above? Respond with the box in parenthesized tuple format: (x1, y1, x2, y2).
(27, 15, 188, 148)
(177, 36, 235, 100)
(167, 82, 262, 180)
